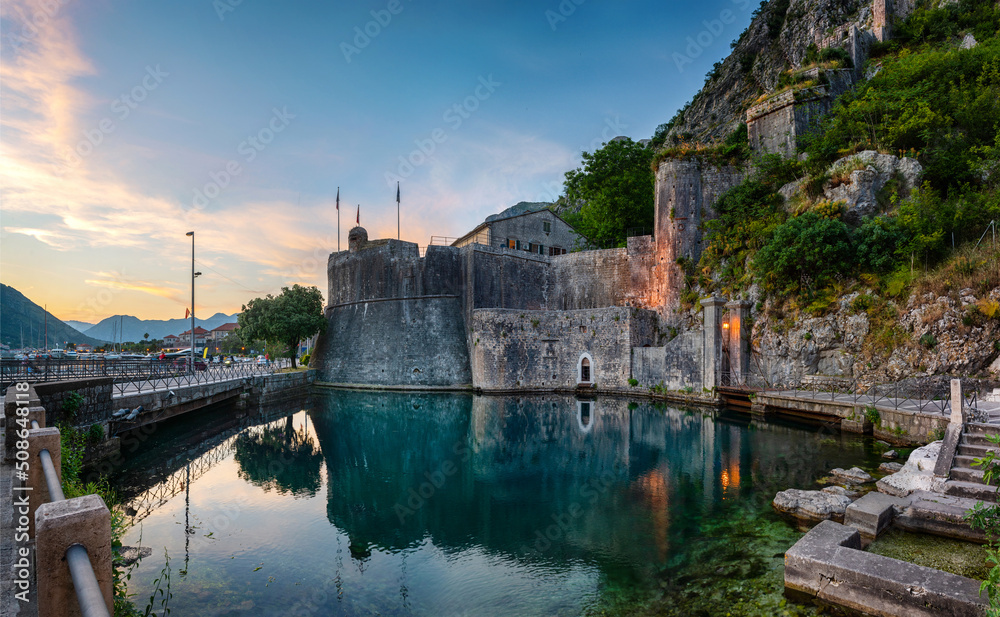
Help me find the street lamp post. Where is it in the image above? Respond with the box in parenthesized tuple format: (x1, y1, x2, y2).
(186, 231, 202, 373)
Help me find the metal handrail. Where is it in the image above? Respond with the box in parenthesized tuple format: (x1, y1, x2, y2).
(36, 431, 111, 617)
(65, 544, 111, 617)
(719, 371, 978, 417)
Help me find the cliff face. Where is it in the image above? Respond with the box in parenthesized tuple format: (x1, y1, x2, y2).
(662, 0, 889, 144)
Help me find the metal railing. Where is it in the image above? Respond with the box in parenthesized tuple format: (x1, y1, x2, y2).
(34, 421, 111, 617)
(719, 372, 987, 416)
(1, 357, 284, 396)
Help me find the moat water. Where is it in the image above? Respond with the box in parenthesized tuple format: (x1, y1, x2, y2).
(112, 390, 887, 616)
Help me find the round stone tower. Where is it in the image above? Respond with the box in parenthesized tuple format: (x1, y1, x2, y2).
(348, 226, 368, 253)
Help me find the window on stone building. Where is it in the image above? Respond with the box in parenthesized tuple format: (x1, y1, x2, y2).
(508, 238, 517, 249)
(543, 221, 552, 234)
(548, 247, 566, 256)
(580, 357, 591, 382)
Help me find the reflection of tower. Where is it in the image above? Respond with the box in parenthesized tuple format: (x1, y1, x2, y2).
(702, 418, 715, 503)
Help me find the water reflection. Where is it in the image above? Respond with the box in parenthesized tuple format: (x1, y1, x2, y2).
(233, 416, 323, 497)
(118, 390, 877, 616)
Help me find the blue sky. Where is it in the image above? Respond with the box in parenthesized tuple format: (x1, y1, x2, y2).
(1, 0, 756, 321)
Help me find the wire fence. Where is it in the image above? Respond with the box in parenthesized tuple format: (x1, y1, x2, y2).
(719, 371, 989, 416)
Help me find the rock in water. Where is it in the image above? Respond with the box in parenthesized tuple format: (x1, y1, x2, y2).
(882, 450, 898, 459)
(879, 462, 903, 474)
(830, 467, 874, 484)
(773, 489, 854, 523)
(876, 441, 945, 497)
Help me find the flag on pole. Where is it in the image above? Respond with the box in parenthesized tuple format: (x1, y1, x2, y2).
(336, 187, 339, 210)
(356, 205, 360, 226)
(396, 182, 400, 204)
(185, 308, 190, 319)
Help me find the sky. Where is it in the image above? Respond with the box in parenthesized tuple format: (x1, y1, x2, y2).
(1, 0, 756, 322)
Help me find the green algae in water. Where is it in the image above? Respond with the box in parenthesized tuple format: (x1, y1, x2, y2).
(867, 531, 990, 581)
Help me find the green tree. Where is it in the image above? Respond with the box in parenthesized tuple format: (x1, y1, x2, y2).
(561, 137, 654, 248)
(237, 285, 326, 368)
(752, 212, 854, 295)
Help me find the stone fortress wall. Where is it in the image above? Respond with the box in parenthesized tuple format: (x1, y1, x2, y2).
(314, 1, 905, 393)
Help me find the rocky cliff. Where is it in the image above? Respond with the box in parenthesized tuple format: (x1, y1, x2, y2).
(660, 0, 900, 145)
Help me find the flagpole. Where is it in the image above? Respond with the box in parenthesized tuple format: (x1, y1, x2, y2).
(336, 187, 340, 252)
(396, 181, 400, 241)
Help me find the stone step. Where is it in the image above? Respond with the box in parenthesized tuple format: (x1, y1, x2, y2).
(950, 466, 986, 484)
(943, 480, 1000, 502)
(894, 489, 986, 543)
(954, 454, 997, 469)
(961, 430, 1000, 447)
(956, 443, 1000, 458)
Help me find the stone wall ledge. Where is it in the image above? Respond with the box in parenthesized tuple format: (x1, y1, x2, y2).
(785, 520, 988, 617)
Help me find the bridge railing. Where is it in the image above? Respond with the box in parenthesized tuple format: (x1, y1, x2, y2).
(4, 384, 113, 616)
(1, 357, 281, 396)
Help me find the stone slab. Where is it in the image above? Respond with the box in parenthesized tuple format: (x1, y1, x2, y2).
(785, 520, 988, 617)
(895, 490, 986, 543)
(844, 492, 909, 538)
(933, 423, 962, 478)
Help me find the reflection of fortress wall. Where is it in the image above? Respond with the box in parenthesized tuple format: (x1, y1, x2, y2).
(468, 395, 630, 481)
(469, 307, 657, 391)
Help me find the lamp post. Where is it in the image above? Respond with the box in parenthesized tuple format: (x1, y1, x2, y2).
(185, 231, 202, 373)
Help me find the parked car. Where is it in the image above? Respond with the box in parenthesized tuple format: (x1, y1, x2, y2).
(172, 357, 207, 371)
(256, 355, 269, 366)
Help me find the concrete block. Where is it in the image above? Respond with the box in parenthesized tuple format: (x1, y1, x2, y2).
(933, 423, 962, 478)
(36, 494, 113, 617)
(844, 492, 909, 538)
(27, 427, 61, 539)
(785, 520, 988, 616)
(951, 379, 963, 425)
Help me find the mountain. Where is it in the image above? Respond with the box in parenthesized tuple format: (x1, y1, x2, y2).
(81, 312, 240, 342)
(0, 284, 105, 348)
(64, 320, 95, 334)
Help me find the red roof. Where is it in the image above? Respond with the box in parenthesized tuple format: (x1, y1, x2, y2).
(178, 327, 210, 336)
(212, 323, 239, 332)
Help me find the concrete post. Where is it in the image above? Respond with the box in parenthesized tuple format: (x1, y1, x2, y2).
(950, 379, 964, 425)
(3, 387, 44, 463)
(726, 301, 752, 386)
(27, 427, 61, 539)
(36, 494, 114, 617)
(701, 296, 727, 391)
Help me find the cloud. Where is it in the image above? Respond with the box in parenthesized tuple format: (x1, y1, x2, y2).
(84, 272, 185, 303)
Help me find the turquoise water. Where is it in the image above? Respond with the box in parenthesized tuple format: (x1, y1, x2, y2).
(115, 391, 884, 616)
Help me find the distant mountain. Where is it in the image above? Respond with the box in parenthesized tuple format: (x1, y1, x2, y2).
(64, 320, 95, 334)
(0, 284, 105, 348)
(82, 312, 240, 342)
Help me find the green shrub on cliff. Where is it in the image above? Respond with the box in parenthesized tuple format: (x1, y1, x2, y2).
(752, 212, 854, 295)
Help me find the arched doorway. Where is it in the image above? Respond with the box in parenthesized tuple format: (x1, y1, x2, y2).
(577, 353, 593, 386)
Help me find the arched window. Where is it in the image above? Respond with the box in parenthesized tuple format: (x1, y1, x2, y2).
(577, 353, 593, 385)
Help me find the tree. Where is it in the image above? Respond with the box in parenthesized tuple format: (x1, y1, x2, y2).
(237, 285, 326, 368)
(752, 212, 854, 295)
(561, 137, 655, 249)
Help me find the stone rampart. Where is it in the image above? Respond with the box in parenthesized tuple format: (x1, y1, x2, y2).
(34, 377, 113, 427)
(654, 158, 746, 314)
(469, 307, 656, 392)
(315, 296, 472, 388)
